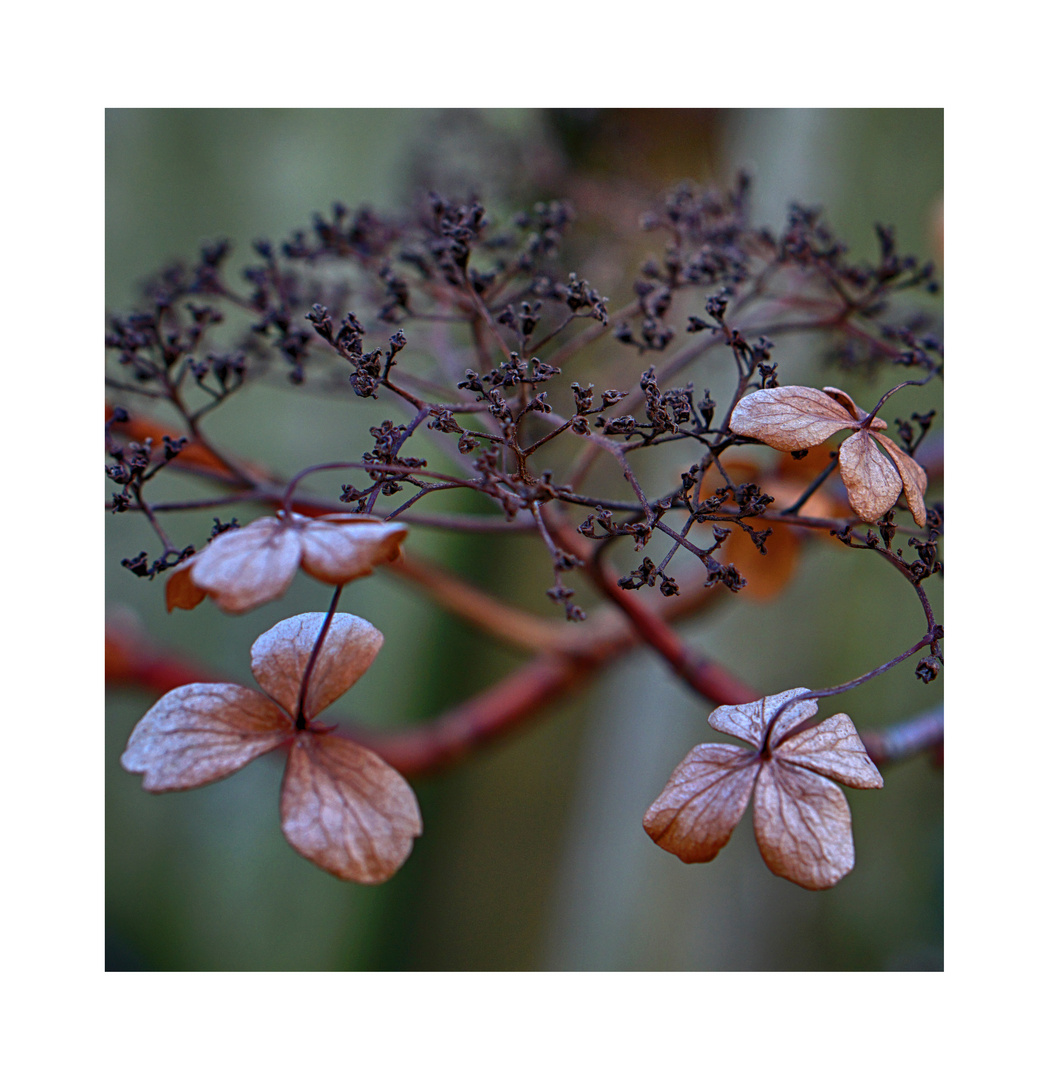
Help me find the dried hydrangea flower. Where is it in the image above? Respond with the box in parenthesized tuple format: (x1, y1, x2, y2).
(729, 385, 927, 526)
(643, 688, 883, 889)
(121, 612, 422, 884)
(166, 511, 409, 614)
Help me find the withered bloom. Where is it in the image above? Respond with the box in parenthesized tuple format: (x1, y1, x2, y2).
(729, 386, 927, 526)
(121, 613, 422, 884)
(166, 511, 408, 614)
(644, 688, 883, 889)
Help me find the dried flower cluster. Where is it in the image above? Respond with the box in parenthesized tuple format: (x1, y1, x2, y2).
(644, 689, 883, 889)
(730, 386, 928, 526)
(166, 511, 407, 614)
(123, 612, 422, 883)
(109, 160, 942, 895)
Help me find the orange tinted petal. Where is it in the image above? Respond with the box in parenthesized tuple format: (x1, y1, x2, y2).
(722, 525, 799, 601)
(165, 558, 207, 612)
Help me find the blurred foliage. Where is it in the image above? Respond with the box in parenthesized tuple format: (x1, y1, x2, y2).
(106, 108, 942, 970)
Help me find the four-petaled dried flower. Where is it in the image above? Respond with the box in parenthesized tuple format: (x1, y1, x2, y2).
(643, 688, 883, 889)
(166, 511, 409, 614)
(729, 386, 927, 526)
(121, 613, 422, 883)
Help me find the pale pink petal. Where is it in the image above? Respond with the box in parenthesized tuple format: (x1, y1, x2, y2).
(643, 745, 760, 863)
(250, 612, 383, 721)
(165, 557, 207, 612)
(120, 683, 292, 792)
(872, 432, 928, 527)
(299, 517, 408, 585)
(729, 386, 858, 452)
(708, 687, 818, 749)
(774, 712, 884, 790)
(838, 430, 903, 522)
(753, 760, 855, 889)
(190, 517, 302, 613)
(280, 730, 422, 883)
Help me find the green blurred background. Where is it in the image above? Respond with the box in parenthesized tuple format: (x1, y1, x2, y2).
(106, 108, 943, 971)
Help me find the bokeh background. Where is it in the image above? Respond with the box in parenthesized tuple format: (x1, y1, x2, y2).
(105, 108, 943, 971)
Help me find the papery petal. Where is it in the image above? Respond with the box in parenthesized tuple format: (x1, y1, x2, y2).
(872, 433, 928, 527)
(774, 712, 884, 789)
(299, 517, 408, 585)
(190, 517, 302, 614)
(708, 687, 818, 749)
(120, 683, 292, 792)
(753, 760, 855, 889)
(165, 557, 207, 612)
(280, 730, 422, 884)
(643, 745, 760, 863)
(820, 386, 887, 430)
(838, 430, 903, 522)
(729, 386, 858, 452)
(250, 612, 383, 720)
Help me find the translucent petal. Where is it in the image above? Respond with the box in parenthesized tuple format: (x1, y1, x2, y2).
(872, 433, 928, 527)
(774, 712, 884, 789)
(708, 687, 817, 749)
(299, 517, 408, 585)
(753, 760, 855, 889)
(820, 386, 887, 430)
(280, 731, 422, 884)
(838, 430, 903, 522)
(189, 517, 302, 613)
(729, 386, 858, 452)
(643, 745, 760, 863)
(120, 683, 291, 791)
(250, 612, 383, 720)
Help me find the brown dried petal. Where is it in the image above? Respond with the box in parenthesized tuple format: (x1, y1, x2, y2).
(189, 517, 302, 613)
(643, 745, 760, 863)
(752, 759, 855, 889)
(872, 433, 928, 527)
(280, 730, 422, 883)
(838, 429, 903, 522)
(250, 612, 383, 720)
(165, 558, 207, 612)
(298, 517, 408, 585)
(120, 683, 291, 792)
(820, 386, 887, 430)
(774, 712, 884, 790)
(729, 386, 858, 452)
(707, 687, 818, 749)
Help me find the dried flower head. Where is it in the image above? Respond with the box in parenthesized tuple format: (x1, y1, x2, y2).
(121, 612, 422, 883)
(643, 688, 883, 889)
(166, 511, 408, 614)
(729, 386, 927, 526)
